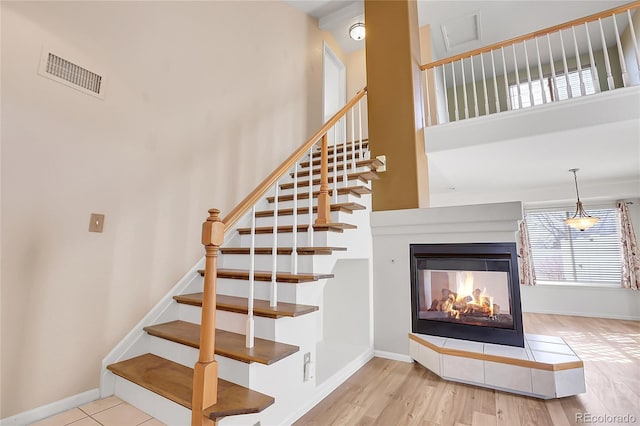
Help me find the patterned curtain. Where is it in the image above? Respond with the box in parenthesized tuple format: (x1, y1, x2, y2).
(518, 219, 536, 286)
(617, 202, 640, 290)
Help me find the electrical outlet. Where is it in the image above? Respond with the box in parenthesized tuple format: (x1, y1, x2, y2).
(376, 155, 387, 172)
(303, 352, 313, 381)
(89, 213, 105, 233)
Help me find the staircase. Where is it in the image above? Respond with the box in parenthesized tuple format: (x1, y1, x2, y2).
(100, 91, 378, 424)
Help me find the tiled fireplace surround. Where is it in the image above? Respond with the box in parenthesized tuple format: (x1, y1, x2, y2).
(370, 201, 585, 399)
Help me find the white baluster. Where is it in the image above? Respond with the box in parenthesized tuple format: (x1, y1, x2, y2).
(501, 47, 511, 110)
(490, 50, 501, 112)
(461, 58, 469, 119)
(358, 100, 364, 160)
(271, 182, 278, 307)
(350, 108, 356, 170)
(292, 162, 298, 274)
(307, 148, 314, 247)
(452, 61, 459, 121)
(523, 40, 535, 107)
(613, 13, 629, 87)
(342, 117, 348, 189)
(559, 30, 572, 98)
(535, 38, 548, 103)
(627, 10, 640, 80)
(424, 70, 433, 125)
(572, 26, 586, 96)
(470, 56, 479, 117)
(599, 18, 615, 90)
(512, 44, 522, 108)
(585, 22, 601, 93)
(480, 53, 489, 115)
(333, 127, 338, 204)
(442, 64, 450, 120)
(547, 34, 560, 101)
(246, 205, 256, 348)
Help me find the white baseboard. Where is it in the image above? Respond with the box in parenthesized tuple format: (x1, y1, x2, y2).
(283, 348, 374, 425)
(0, 388, 100, 426)
(373, 350, 413, 363)
(523, 308, 640, 321)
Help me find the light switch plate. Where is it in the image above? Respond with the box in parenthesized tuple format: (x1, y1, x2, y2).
(89, 213, 105, 233)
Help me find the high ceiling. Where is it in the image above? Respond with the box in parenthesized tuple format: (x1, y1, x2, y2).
(286, 0, 631, 56)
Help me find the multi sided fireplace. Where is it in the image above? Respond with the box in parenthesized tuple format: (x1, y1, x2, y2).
(410, 243, 524, 347)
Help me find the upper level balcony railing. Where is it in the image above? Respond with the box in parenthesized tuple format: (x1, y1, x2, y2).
(420, 1, 640, 127)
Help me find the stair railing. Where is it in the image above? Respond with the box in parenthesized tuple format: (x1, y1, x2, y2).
(192, 88, 367, 426)
(421, 0, 640, 126)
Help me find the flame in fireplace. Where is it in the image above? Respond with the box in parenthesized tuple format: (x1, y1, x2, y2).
(431, 271, 498, 320)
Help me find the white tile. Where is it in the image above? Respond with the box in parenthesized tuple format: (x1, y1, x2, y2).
(138, 419, 167, 426)
(79, 396, 124, 415)
(420, 344, 441, 376)
(484, 361, 532, 393)
(525, 333, 565, 344)
(91, 403, 152, 426)
(409, 339, 420, 361)
(531, 368, 556, 398)
(484, 343, 529, 360)
(414, 333, 447, 347)
(442, 354, 484, 384)
(444, 338, 484, 354)
(31, 408, 87, 426)
(527, 340, 575, 355)
(68, 418, 102, 426)
(554, 368, 586, 398)
(531, 351, 581, 365)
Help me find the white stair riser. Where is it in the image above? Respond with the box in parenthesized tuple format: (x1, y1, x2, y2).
(220, 254, 315, 272)
(269, 193, 363, 209)
(239, 230, 347, 247)
(215, 278, 300, 304)
(254, 211, 350, 227)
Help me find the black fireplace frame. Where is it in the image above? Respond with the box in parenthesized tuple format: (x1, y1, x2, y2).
(410, 242, 525, 347)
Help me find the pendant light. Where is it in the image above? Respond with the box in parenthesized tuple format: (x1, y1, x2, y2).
(564, 168, 599, 231)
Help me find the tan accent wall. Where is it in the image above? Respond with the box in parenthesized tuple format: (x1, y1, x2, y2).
(0, 1, 342, 418)
(364, 0, 429, 211)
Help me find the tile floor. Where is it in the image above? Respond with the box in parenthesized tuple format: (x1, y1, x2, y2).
(30, 396, 165, 426)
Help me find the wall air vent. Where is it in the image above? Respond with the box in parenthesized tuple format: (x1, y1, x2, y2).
(38, 49, 106, 99)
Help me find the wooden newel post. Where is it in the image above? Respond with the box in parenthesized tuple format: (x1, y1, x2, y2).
(192, 209, 224, 426)
(315, 134, 331, 225)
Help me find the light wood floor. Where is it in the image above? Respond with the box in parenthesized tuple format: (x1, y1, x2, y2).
(295, 313, 640, 426)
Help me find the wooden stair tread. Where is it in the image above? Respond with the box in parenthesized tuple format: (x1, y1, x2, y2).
(107, 353, 274, 419)
(237, 223, 357, 234)
(221, 246, 347, 255)
(313, 140, 369, 157)
(300, 152, 364, 167)
(296, 158, 383, 174)
(280, 171, 379, 190)
(266, 186, 371, 203)
(254, 202, 366, 218)
(198, 268, 334, 283)
(174, 293, 319, 318)
(143, 321, 299, 365)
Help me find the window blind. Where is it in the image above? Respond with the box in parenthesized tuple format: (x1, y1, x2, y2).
(509, 68, 596, 109)
(524, 207, 622, 285)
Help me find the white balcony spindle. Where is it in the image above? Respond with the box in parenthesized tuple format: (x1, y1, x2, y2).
(535, 38, 548, 103)
(460, 59, 469, 119)
(572, 26, 586, 95)
(425, 71, 433, 125)
(292, 162, 298, 274)
(613, 13, 629, 87)
(490, 50, 501, 112)
(627, 10, 640, 77)
(442, 64, 450, 120)
(470, 57, 479, 117)
(523, 40, 535, 107)
(501, 47, 511, 110)
(452, 61, 459, 121)
(271, 182, 279, 307)
(480, 53, 489, 115)
(585, 22, 601, 93)
(599, 18, 615, 90)
(246, 205, 256, 348)
(559, 30, 572, 99)
(547, 34, 560, 100)
(512, 44, 522, 109)
(307, 148, 314, 247)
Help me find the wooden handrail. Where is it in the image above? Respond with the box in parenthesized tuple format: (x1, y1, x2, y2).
(222, 87, 368, 230)
(420, 0, 640, 70)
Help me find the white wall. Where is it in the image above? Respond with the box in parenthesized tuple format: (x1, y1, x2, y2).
(370, 202, 522, 355)
(0, 1, 343, 418)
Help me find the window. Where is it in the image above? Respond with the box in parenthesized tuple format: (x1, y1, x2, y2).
(525, 206, 622, 286)
(509, 68, 596, 109)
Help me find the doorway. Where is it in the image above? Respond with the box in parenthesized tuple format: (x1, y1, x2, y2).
(322, 42, 346, 144)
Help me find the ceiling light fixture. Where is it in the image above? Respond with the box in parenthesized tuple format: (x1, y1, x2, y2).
(349, 22, 366, 41)
(564, 168, 599, 232)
